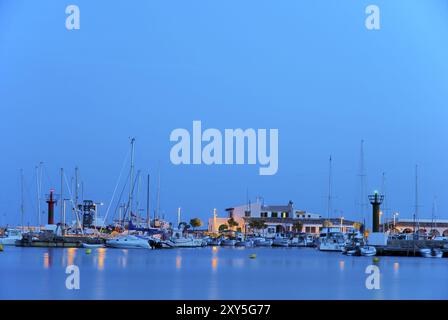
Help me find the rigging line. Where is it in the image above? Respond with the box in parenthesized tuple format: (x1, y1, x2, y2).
(122, 172, 141, 223)
(63, 172, 84, 235)
(99, 149, 131, 232)
(112, 171, 130, 224)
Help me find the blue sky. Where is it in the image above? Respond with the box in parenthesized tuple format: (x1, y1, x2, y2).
(0, 0, 447, 227)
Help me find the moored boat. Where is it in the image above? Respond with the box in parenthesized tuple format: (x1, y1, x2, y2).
(0, 229, 22, 246)
(272, 234, 290, 247)
(360, 246, 377, 257)
(221, 239, 237, 246)
(106, 235, 151, 249)
(419, 248, 443, 258)
(253, 238, 273, 247)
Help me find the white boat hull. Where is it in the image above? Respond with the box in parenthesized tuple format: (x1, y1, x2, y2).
(254, 239, 273, 247)
(419, 248, 443, 258)
(170, 238, 205, 248)
(360, 246, 377, 257)
(221, 240, 237, 246)
(106, 235, 151, 249)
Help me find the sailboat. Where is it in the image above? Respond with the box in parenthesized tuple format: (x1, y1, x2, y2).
(106, 235, 151, 249)
(106, 138, 154, 249)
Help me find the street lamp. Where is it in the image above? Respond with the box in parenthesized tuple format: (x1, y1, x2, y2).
(393, 212, 399, 231)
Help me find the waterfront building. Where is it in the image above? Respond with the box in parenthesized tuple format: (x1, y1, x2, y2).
(386, 218, 448, 237)
(208, 198, 359, 237)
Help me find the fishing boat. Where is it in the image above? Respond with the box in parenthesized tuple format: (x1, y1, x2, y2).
(221, 238, 237, 246)
(318, 231, 345, 252)
(207, 237, 222, 246)
(272, 234, 290, 247)
(168, 229, 205, 248)
(290, 233, 314, 247)
(253, 238, 273, 247)
(169, 237, 205, 248)
(360, 246, 377, 257)
(106, 235, 151, 249)
(0, 229, 23, 246)
(419, 248, 443, 258)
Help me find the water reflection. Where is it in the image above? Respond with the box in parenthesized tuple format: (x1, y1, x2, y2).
(211, 246, 219, 272)
(97, 248, 106, 271)
(339, 260, 345, 272)
(176, 255, 182, 271)
(119, 249, 128, 268)
(393, 262, 400, 275)
(43, 252, 51, 269)
(67, 248, 76, 266)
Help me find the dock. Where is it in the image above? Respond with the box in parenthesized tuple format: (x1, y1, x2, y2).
(375, 240, 448, 257)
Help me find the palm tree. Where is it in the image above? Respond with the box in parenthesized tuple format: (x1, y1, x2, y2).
(218, 224, 228, 232)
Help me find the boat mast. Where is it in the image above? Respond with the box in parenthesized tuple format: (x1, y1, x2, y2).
(75, 166, 79, 225)
(129, 137, 136, 224)
(358, 140, 367, 228)
(36, 162, 43, 227)
(431, 196, 437, 236)
(20, 169, 25, 230)
(60, 168, 64, 226)
(136, 170, 141, 225)
(414, 164, 420, 238)
(146, 174, 151, 227)
(381, 172, 388, 232)
(327, 155, 333, 220)
(156, 170, 160, 221)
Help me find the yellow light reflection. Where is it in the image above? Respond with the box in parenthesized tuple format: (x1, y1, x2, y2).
(212, 246, 218, 252)
(393, 262, 400, 273)
(212, 256, 218, 272)
(176, 255, 182, 270)
(339, 260, 345, 271)
(98, 248, 106, 271)
(67, 248, 76, 266)
(43, 252, 50, 269)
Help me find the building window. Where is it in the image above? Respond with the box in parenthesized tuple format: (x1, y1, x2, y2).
(244, 210, 251, 217)
(261, 212, 268, 218)
(271, 212, 278, 218)
(282, 212, 289, 218)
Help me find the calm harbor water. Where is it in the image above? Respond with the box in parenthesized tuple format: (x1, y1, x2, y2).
(1, 246, 447, 300)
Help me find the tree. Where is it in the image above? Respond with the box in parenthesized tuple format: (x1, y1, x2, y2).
(322, 220, 333, 228)
(190, 218, 203, 231)
(248, 219, 267, 235)
(293, 222, 303, 234)
(227, 218, 239, 230)
(353, 222, 362, 230)
(218, 224, 228, 232)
